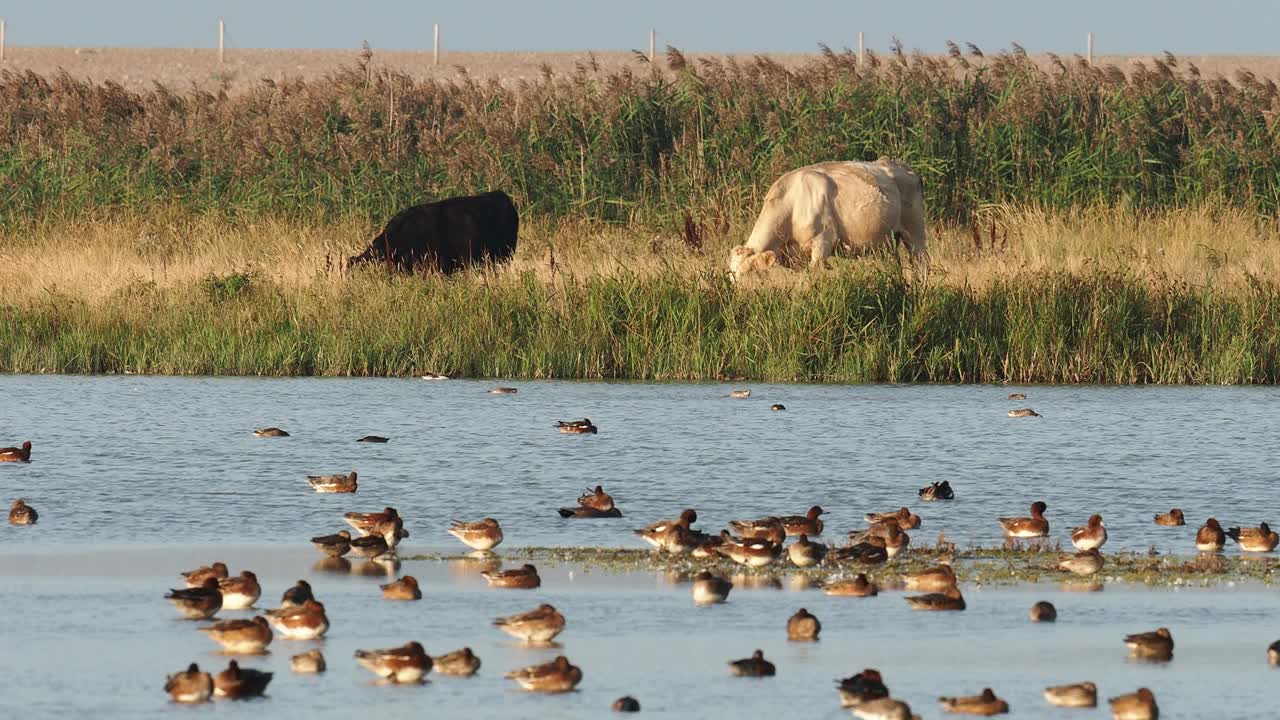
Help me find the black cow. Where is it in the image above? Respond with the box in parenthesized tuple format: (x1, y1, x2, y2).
(348, 190, 518, 274)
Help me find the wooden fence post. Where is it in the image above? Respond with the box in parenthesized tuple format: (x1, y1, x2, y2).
(1087, 32, 1094, 65)
(1, 20, 7, 63)
(218, 19, 225, 63)
(433, 23, 439, 66)
(649, 28, 655, 63)
(858, 31, 864, 64)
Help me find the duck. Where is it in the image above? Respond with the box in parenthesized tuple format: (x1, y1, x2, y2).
(556, 418, 598, 434)
(448, 517, 503, 551)
(165, 663, 213, 703)
(165, 578, 223, 619)
(719, 531, 783, 567)
(1154, 508, 1185, 526)
(212, 660, 273, 699)
(577, 485, 615, 511)
(830, 542, 889, 566)
(420, 372, 449, 380)
(279, 580, 313, 608)
(853, 698, 920, 720)
(849, 524, 910, 559)
(905, 586, 966, 611)
(902, 564, 957, 592)
(1108, 688, 1158, 720)
(919, 481, 955, 501)
(0, 440, 32, 463)
(253, 427, 289, 438)
(787, 608, 821, 641)
(199, 616, 273, 654)
(481, 564, 541, 589)
(1070, 514, 1107, 550)
(938, 688, 1009, 715)
(381, 575, 422, 600)
(1008, 408, 1040, 417)
(635, 509, 698, 549)
(826, 574, 879, 597)
(778, 506, 826, 536)
(357, 435, 389, 443)
(493, 603, 565, 642)
(506, 655, 582, 692)
(1268, 640, 1279, 666)
(351, 533, 391, 559)
(9, 499, 37, 525)
(489, 387, 518, 394)
(290, 650, 325, 674)
(613, 696, 641, 712)
(728, 649, 775, 677)
(558, 505, 623, 518)
(373, 516, 410, 549)
(770, 404, 786, 411)
(1044, 682, 1096, 708)
(729, 389, 752, 398)
(1124, 627, 1173, 660)
(1226, 521, 1279, 552)
(217, 571, 261, 609)
(691, 571, 733, 605)
(343, 507, 399, 535)
(307, 471, 357, 494)
(998, 501, 1049, 538)
(310, 530, 352, 557)
(1196, 518, 1227, 551)
(1029, 601, 1057, 622)
(434, 647, 481, 677)
(837, 668, 890, 707)
(265, 599, 329, 639)
(865, 507, 921, 530)
(1058, 548, 1104, 576)
(180, 561, 229, 588)
(728, 516, 787, 545)
(690, 532, 726, 559)
(787, 534, 828, 567)
(354, 641, 432, 684)
(1007, 392, 1027, 400)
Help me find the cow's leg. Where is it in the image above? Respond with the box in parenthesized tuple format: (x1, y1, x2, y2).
(805, 206, 839, 271)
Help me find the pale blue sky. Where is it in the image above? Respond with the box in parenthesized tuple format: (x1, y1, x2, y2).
(2, 1, 1274, 55)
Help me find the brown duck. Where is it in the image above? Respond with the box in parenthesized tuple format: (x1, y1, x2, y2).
(8, 499, 37, 525)
(938, 688, 1009, 715)
(787, 608, 821, 641)
(905, 586, 965, 611)
(1153, 508, 1185, 526)
(481, 564, 541, 589)
(381, 575, 422, 600)
(1196, 518, 1226, 551)
(0, 440, 33, 462)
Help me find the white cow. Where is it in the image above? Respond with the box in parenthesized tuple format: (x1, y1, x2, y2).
(728, 158, 928, 277)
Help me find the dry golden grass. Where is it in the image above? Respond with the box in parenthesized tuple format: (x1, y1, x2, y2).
(3, 205, 1275, 303)
(7, 46, 1280, 93)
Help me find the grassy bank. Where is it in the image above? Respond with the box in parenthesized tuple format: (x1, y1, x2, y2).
(4, 261, 1280, 382)
(5, 205, 1280, 382)
(4, 46, 1280, 227)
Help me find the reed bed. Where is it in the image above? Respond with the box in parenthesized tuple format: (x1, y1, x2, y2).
(4, 44, 1280, 228)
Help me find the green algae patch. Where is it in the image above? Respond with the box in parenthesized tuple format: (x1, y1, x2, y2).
(402, 545, 1278, 587)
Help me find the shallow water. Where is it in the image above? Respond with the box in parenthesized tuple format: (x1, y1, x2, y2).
(2, 377, 1279, 717)
(1, 376, 1278, 551)
(0, 545, 1276, 718)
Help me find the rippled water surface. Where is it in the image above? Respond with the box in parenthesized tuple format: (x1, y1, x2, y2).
(1, 376, 1278, 718)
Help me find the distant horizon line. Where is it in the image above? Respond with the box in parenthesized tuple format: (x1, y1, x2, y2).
(5, 43, 1274, 59)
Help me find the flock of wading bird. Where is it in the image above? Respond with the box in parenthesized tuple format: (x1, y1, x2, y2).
(4, 387, 1280, 718)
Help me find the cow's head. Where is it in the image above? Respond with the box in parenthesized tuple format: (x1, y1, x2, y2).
(728, 246, 778, 281)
